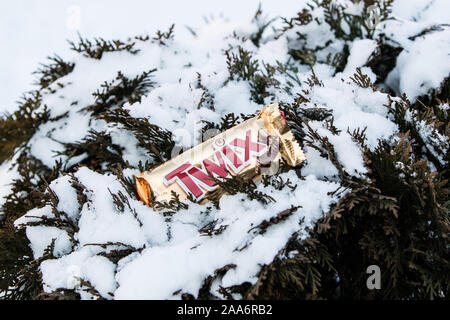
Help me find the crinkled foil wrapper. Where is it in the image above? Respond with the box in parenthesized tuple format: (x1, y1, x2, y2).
(135, 103, 306, 208)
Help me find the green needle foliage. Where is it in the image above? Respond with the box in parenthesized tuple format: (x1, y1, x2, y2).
(0, 0, 448, 300)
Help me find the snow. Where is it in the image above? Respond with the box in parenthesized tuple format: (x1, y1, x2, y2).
(1, 0, 449, 300)
(0, 0, 306, 115)
(0, 160, 19, 214)
(114, 172, 340, 299)
(25, 226, 72, 260)
(391, 0, 450, 25)
(15, 205, 55, 227)
(73, 167, 166, 248)
(309, 121, 367, 176)
(343, 39, 378, 76)
(126, 82, 220, 139)
(40, 245, 117, 299)
(215, 81, 260, 115)
(49, 175, 81, 221)
(301, 147, 339, 179)
(381, 0, 450, 101)
(15, 205, 74, 260)
(309, 76, 397, 151)
(386, 27, 450, 101)
(109, 129, 148, 167)
(255, 36, 290, 66)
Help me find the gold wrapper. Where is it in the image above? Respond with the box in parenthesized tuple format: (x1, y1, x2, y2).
(135, 103, 306, 207)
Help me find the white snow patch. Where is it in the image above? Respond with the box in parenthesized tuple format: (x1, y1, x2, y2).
(386, 28, 450, 101)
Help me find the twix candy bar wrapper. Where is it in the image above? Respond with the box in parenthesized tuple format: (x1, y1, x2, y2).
(135, 103, 306, 208)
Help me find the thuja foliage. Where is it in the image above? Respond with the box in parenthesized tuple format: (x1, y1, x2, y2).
(33, 55, 75, 89)
(56, 130, 126, 171)
(225, 46, 279, 104)
(320, 0, 394, 40)
(100, 108, 175, 165)
(0, 92, 49, 164)
(278, 0, 397, 78)
(152, 23, 175, 46)
(385, 94, 449, 176)
(1, 0, 449, 300)
(281, 0, 394, 41)
(0, 153, 64, 299)
(0, 31, 170, 299)
(235, 71, 449, 300)
(86, 69, 157, 115)
(68, 35, 140, 59)
(196, 63, 448, 300)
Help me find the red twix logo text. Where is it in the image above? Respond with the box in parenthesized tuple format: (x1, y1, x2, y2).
(163, 129, 267, 201)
